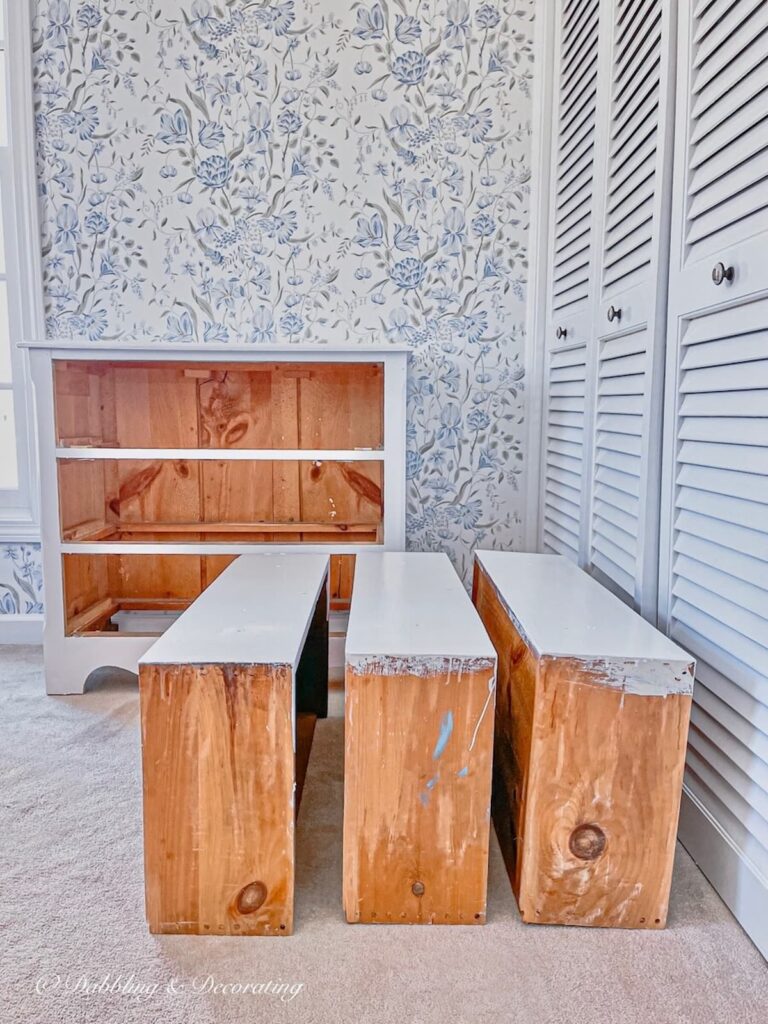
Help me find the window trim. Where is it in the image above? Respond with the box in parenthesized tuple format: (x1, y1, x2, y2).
(0, 2, 44, 539)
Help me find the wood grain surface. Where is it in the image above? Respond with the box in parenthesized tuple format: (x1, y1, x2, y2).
(473, 562, 692, 929)
(140, 662, 295, 936)
(343, 657, 496, 925)
(54, 359, 381, 634)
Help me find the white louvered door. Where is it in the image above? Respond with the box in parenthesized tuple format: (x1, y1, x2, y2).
(541, 0, 606, 563)
(586, 0, 676, 617)
(659, 0, 768, 958)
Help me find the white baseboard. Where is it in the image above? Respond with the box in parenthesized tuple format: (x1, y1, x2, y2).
(329, 609, 348, 683)
(327, 688, 344, 718)
(0, 614, 44, 645)
(678, 786, 768, 961)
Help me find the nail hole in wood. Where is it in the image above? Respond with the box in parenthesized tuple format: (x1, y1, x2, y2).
(568, 823, 606, 861)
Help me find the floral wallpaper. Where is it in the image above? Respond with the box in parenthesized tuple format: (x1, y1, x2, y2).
(8, 0, 533, 610)
(0, 545, 44, 616)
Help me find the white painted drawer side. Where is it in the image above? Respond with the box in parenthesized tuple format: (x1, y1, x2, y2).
(139, 552, 329, 668)
(346, 552, 495, 664)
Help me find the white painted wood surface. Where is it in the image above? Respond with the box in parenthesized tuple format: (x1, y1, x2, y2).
(55, 447, 384, 461)
(140, 553, 328, 669)
(29, 343, 407, 694)
(345, 553, 495, 666)
(538, 0, 676, 619)
(476, 551, 694, 695)
(522, 0, 555, 553)
(658, 0, 768, 960)
(0, 614, 43, 644)
(585, 0, 676, 616)
(58, 541, 381, 557)
(21, 340, 410, 354)
(0, 7, 44, 542)
(539, 0, 604, 566)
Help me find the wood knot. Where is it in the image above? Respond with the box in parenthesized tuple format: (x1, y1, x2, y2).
(569, 824, 606, 861)
(222, 417, 250, 446)
(235, 881, 268, 915)
(411, 881, 425, 897)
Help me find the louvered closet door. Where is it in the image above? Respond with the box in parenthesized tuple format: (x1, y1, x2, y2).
(587, 0, 676, 616)
(541, 0, 605, 562)
(660, 0, 768, 958)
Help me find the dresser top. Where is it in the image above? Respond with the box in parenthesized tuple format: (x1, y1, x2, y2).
(475, 551, 693, 668)
(345, 552, 495, 666)
(22, 338, 409, 354)
(139, 553, 328, 668)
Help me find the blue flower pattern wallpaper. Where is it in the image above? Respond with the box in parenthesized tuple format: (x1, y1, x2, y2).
(0, 545, 45, 615)
(1, 0, 533, 612)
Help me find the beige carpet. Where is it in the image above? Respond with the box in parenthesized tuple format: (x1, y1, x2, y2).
(1, 646, 766, 1024)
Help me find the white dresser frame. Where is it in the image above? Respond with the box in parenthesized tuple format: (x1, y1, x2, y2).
(27, 341, 408, 694)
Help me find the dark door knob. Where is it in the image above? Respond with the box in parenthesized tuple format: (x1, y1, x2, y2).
(712, 262, 734, 285)
(555, 326, 567, 340)
(607, 305, 621, 322)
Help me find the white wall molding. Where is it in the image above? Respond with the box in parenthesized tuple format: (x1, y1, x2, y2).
(679, 787, 768, 960)
(523, 0, 554, 553)
(0, 2, 44, 540)
(0, 614, 43, 645)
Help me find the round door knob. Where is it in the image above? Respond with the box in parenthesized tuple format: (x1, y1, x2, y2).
(607, 305, 621, 323)
(555, 326, 567, 340)
(712, 261, 734, 285)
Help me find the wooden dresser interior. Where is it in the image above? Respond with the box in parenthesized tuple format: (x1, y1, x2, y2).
(55, 360, 383, 636)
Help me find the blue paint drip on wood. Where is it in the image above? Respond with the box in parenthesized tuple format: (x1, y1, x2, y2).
(426, 775, 438, 790)
(432, 710, 454, 760)
(457, 766, 469, 778)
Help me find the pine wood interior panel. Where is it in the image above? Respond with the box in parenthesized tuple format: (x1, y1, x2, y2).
(57, 459, 383, 542)
(55, 359, 380, 634)
(330, 555, 356, 609)
(63, 554, 210, 635)
(203, 554, 239, 588)
(54, 361, 384, 450)
(109, 555, 202, 604)
(53, 361, 117, 446)
(62, 552, 353, 633)
(62, 550, 113, 634)
(114, 365, 199, 448)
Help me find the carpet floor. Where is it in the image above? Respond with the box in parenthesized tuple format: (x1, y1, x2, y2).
(1, 645, 766, 1024)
